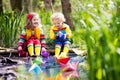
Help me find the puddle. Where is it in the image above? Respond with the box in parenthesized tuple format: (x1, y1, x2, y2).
(0, 54, 89, 80)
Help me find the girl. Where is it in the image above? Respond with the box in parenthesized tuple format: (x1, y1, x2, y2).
(18, 12, 46, 56)
(50, 12, 72, 58)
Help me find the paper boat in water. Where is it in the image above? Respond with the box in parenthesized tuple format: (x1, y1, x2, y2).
(56, 57, 70, 64)
(29, 63, 42, 75)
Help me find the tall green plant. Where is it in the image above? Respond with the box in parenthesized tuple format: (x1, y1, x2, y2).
(0, 12, 23, 47)
(72, 0, 120, 80)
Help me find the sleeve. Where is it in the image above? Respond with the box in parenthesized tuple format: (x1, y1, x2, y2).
(66, 25, 72, 38)
(39, 28, 46, 47)
(40, 34, 46, 47)
(18, 28, 26, 46)
(50, 26, 56, 40)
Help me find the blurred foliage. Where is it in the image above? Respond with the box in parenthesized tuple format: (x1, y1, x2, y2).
(71, 0, 120, 80)
(0, 12, 25, 47)
(0, 0, 120, 80)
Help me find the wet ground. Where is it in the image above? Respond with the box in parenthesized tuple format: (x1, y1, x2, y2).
(0, 53, 89, 80)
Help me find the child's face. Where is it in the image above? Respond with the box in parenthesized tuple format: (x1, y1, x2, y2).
(31, 15, 40, 27)
(53, 19, 63, 27)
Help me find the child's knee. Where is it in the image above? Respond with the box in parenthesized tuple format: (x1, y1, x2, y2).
(34, 39, 40, 44)
(27, 39, 33, 44)
(64, 41, 70, 45)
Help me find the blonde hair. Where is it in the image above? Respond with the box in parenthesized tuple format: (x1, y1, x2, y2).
(51, 12, 66, 23)
(25, 12, 41, 29)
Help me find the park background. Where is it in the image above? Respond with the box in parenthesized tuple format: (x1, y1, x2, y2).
(0, 0, 120, 80)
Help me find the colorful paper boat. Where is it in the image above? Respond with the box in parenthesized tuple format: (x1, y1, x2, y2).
(29, 63, 42, 75)
(56, 57, 70, 64)
(33, 57, 43, 65)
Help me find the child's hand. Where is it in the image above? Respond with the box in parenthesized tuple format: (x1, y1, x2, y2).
(64, 33, 69, 39)
(42, 47, 46, 51)
(63, 34, 67, 39)
(18, 46, 22, 51)
(56, 31, 61, 36)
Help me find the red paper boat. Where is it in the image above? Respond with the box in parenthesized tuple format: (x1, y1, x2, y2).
(56, 57, 70, 64)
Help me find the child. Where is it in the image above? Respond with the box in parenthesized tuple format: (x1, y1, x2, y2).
(50, 12, 72, 58)
(18, 12, 46, 56)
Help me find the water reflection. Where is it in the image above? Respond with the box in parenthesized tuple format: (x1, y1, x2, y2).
(23, 55, 85, 80)
(43, 67, 79, 80)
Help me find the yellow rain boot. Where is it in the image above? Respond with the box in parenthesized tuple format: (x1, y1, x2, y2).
(59, 52, 67, 58)
(63, 44, 69, 55)
(59, 44, 69, 58)
(27, 44, 34, 56)
(35, 44, 41, 56)
(55, 45, 61, 58)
